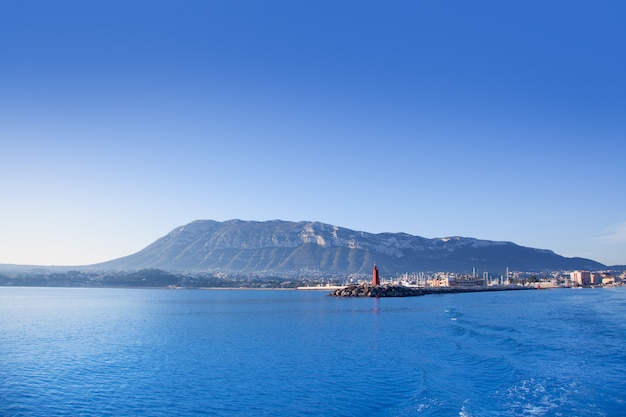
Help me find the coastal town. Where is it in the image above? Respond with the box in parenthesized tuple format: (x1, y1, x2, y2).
(325, 265, 625, 297)
(359, 268, 624, 289)
(307, 266, 626, 293)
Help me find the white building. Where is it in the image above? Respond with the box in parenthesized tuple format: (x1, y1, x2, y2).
(570, 270, 592, 286)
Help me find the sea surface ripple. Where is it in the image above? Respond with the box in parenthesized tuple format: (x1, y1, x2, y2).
(1, 286, 624, 416)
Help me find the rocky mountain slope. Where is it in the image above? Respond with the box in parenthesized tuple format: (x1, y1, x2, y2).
(91, 219, 605, 274)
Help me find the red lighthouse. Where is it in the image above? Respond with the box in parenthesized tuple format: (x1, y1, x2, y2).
(372, 262, 380, 286)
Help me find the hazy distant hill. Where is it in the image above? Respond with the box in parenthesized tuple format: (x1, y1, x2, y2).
(92, 219, 604, 275)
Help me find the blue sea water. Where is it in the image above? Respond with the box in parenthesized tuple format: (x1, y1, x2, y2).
(1, 287, 625, 416)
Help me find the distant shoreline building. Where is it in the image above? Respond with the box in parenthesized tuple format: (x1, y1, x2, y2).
(428, 274, 486, 288)
(570, 270, 592, 286)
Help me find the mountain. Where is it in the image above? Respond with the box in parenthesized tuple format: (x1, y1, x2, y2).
(91, 219, 605, 275)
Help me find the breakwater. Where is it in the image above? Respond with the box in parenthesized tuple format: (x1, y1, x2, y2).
(328, 283, 535, 297)
(329, 283, 423, 297)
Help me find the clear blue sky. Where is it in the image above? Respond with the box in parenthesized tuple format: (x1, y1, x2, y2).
(1, 1, 625, 267)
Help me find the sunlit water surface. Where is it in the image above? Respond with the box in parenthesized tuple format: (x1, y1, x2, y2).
(1, 287, 625, 416)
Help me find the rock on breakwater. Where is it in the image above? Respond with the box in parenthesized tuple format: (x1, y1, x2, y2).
(328, 283, 537, 297)
(328, 283, 424, 297)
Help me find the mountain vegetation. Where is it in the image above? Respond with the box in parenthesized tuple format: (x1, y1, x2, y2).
(0, 268, 315, 288)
